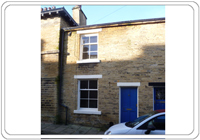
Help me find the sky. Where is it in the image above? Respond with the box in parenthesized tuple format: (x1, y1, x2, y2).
(41, 5, 165, 25)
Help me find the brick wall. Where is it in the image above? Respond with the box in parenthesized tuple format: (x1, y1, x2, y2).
(41, 78, 58, 123)
(62, 22, 165, 127)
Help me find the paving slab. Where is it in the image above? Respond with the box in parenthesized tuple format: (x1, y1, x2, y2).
(41, 122, 105, 135)
(43, 125, 60, 131)
(87, 127, 104, 135)
(69, 124, 82, 130)
(41, 123, 52, 129)
(59, 129, 75, 134)
(73, 126, 92, 134)
(53, 126, 69, 133)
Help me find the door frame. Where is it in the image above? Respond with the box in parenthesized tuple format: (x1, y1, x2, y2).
(117, 82, 140, 123)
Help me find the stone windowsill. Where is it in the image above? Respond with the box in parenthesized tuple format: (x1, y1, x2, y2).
(76, 59, 101, 64)
(74, 109, 101, 115)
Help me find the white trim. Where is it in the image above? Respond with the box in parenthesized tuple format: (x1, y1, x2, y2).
(117, 82, 140, 87)
(74, 109, 101, 115)
(74, 75, 102, 79)
(77, 59, 101, 64)
(77, 28, 102, 34)
(77, 80, 80, 109)
(119, 88, 121, 123)
(153, 87, 155, 111)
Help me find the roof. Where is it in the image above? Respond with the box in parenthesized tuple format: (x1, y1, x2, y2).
(62, 17, 165, 31)
(41, 7, 78, 26)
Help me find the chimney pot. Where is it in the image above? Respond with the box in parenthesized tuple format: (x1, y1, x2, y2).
(77, 5, 82, 9)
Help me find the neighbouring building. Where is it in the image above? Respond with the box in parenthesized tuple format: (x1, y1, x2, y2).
(41, 6, 165, 127)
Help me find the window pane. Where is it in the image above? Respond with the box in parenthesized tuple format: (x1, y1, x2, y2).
(90, 36, 97, 43)
(90, 45, 97, 51)
(83, 53, 89, 59)
(90, 52, 97, 59)
(89, 91, 97, 98)
(81, 91, 88, 98)
(83, 45, 89, 52)
(156, 88, 165, 100)
(80, 99, 88, 108)
(82, 36, 89, 44)
(89, 80, 97, 89)
(89, 100, 97, 108)
(80, 80, 88, 89)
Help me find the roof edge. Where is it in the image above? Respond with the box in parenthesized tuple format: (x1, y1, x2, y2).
(41, 7, 78, 26)
(63, 17, 165, 31)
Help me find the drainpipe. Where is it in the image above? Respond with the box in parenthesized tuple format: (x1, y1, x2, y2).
(59, 29, 68, 125)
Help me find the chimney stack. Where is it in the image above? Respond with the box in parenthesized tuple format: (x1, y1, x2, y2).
(72, 5, 87, 26)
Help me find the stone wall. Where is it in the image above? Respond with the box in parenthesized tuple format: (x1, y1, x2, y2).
(62, 22, 165, 127)
(41, 16, 70, 123)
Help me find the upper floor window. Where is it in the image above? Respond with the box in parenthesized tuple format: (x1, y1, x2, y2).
(76, 28, 102, 64)
(81, 34, 98, 60)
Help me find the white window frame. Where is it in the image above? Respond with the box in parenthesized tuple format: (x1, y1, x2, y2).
(76, 29, 102, 64)
(74, 75, 102, 115)
(80, 33, 98, 60)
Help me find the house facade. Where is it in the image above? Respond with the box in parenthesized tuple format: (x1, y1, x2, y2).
(41, 6, 165, 127)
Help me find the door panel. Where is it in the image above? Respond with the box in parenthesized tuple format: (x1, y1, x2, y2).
(121, 87, 137, 123)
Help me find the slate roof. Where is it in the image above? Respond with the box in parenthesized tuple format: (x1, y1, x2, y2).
(41, 7, 78, 26)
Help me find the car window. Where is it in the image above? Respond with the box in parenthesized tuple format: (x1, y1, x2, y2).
(137, 115, 165, 130)
(125, 111, 162, 128)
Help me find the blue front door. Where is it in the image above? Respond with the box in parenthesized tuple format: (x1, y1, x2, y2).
(121, 87, 137, 123)
(154, 87, 165, 110)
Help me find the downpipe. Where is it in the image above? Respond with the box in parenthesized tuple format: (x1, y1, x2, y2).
(59, 29, 68, 125)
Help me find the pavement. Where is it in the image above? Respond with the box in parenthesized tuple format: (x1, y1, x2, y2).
(41, 122, 105, 135)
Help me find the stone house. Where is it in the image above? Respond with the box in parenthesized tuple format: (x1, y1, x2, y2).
(41, 6, 165, 127)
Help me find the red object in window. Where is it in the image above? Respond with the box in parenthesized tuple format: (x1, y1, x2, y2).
(156, 109, 165, 113)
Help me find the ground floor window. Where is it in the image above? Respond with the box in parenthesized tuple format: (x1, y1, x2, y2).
(74, 75, 102, 115)
(79, 80, 98, 108)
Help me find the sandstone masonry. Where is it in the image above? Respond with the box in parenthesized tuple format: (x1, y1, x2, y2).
(41, 6, 165, 127)
(62, 22, 165, 127)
